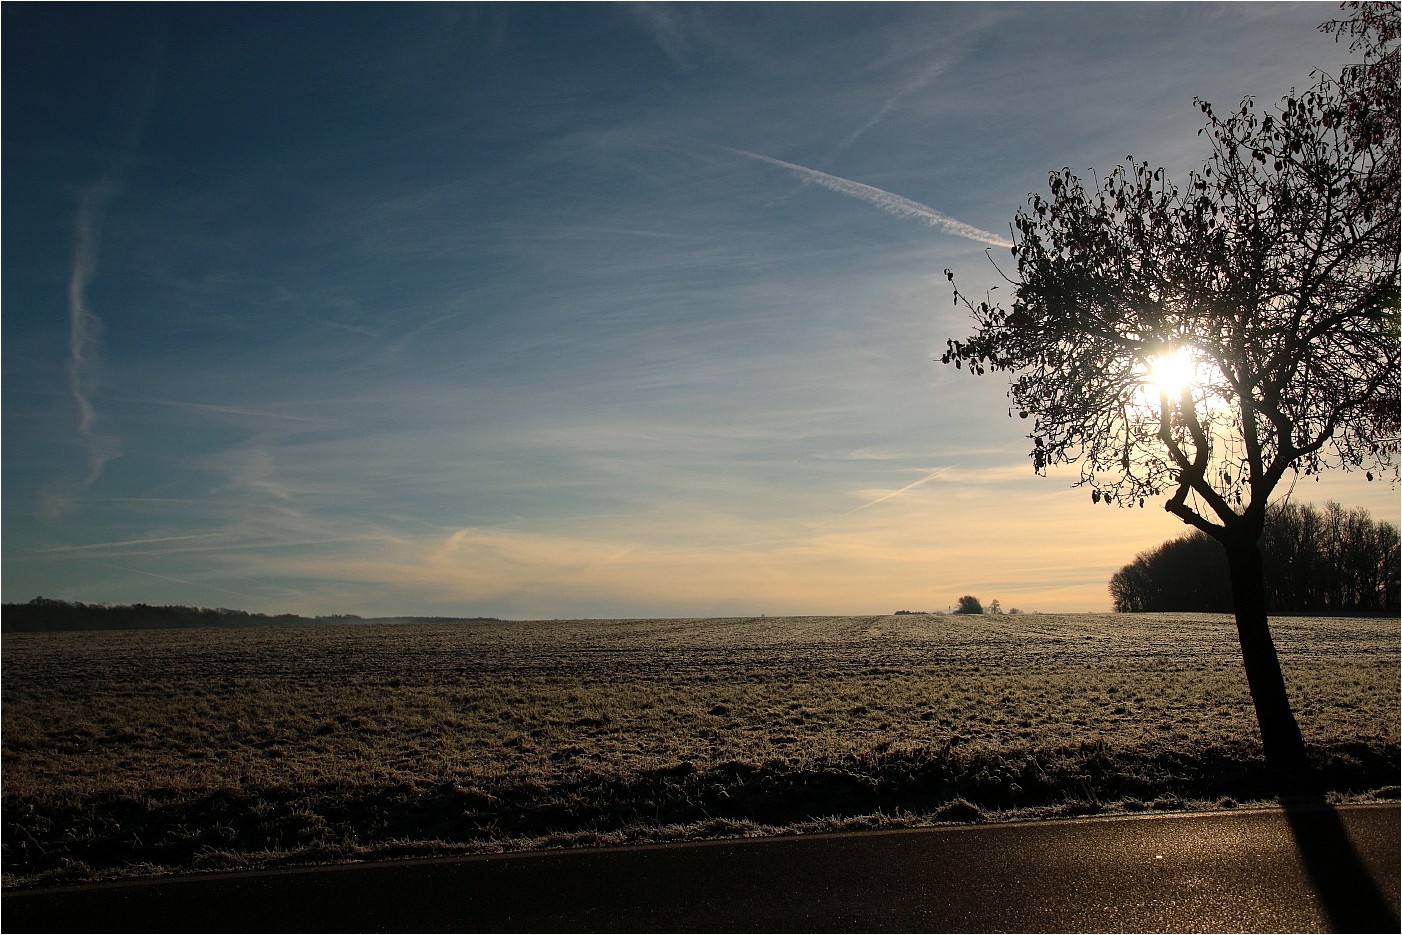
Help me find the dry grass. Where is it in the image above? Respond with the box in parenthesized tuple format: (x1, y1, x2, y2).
(3, 613, 1397, 886)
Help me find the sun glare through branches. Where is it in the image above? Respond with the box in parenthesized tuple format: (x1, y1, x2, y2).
(1141, 345, 1199, 401)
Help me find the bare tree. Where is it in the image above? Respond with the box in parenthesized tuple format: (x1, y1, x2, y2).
(941, 3, 1399, 784)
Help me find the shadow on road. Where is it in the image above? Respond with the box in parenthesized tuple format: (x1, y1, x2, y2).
(1283, 798, 1400, 933)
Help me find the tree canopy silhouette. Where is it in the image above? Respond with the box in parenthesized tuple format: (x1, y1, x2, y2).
(953, 595, 984, 615)
(1110, 501, 1400, 614)
(942, 2, 1399, 784)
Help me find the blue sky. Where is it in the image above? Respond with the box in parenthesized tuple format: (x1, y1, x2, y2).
(5, 2, 1394, 618)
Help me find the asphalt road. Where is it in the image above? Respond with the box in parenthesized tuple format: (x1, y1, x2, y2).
(4, 804, 1397, 933)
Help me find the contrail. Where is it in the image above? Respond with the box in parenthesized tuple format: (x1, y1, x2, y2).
(848, 464, 958, 513)
(62, 47, 162, 489)
(836, 62, 950, 153)
(67, 179, 121, 485)
(145, 398, 326, 424)
(726, 147, 1011, 248)
(89, 560, 249, 598)
(38, 533, 226, 554)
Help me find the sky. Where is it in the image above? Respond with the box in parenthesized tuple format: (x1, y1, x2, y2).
(4, 2, 1396, 619)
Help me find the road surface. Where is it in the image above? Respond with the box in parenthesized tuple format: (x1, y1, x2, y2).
(4, 804, 1397, 932)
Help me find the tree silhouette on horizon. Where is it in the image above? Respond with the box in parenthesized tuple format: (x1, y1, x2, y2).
(942, 2, 1399, 786)
(953, 595, 984, 615)
(1110, 500, 1400, 615)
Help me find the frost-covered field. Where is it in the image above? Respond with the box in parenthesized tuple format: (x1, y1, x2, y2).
(3, 613, 1397, 886)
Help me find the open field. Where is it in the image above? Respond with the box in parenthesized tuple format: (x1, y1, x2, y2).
(3, 613, 1397, 887)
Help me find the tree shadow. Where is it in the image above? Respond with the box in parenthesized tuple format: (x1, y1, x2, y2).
(1281, 798, 1399, 933)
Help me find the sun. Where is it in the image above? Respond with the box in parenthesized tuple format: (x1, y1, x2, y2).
(1142, 345, 1198, 399)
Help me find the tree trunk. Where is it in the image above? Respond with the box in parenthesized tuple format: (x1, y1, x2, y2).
(1222, 534, 1312, 791)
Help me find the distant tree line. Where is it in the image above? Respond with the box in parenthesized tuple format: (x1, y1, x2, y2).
(4, 598, 326, 632)
(892, 599, 1024, 616)
(2, 598, 499, 632)
(952, 596, 1022, 615)
(1110, 502, 1400, 614)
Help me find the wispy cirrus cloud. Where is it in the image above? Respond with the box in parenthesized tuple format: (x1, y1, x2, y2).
(625, 2, 720, 69)
(204, 478, 1183, 618)
(724, 147, 1012, 248)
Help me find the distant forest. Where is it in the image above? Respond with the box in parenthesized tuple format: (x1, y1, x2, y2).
(1110, 501, 1400, 615)
(2, 598, 498, 633)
